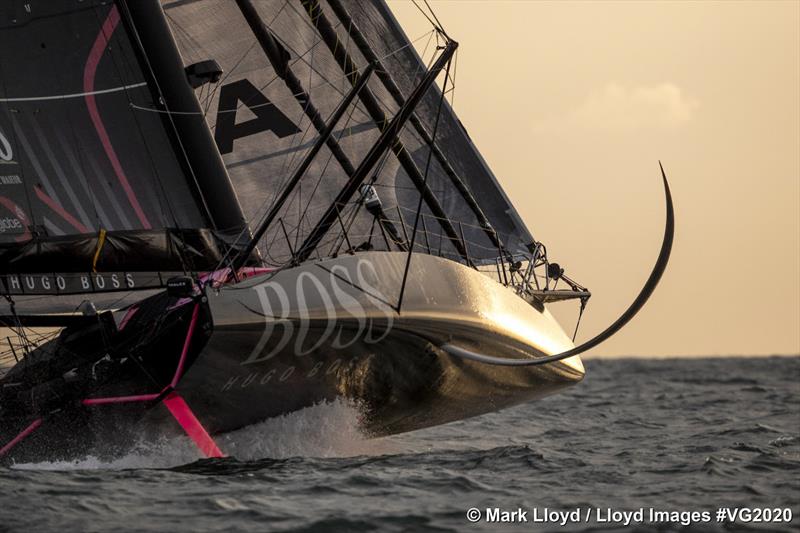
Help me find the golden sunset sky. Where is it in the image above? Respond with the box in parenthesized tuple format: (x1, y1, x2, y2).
(389, 0, 800, 357)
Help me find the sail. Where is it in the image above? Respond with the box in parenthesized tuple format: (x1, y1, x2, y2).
(0, 0, 240, 279)
(337, 0, 535, 253)
(162, 0, 534, 265)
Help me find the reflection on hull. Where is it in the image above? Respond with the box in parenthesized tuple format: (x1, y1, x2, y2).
(174, 252, 584, 436)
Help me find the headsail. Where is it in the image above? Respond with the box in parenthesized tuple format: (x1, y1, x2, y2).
(162, 0, 535, 266)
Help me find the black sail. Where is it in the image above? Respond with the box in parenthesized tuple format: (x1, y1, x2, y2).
(163, 0, 535, 265)
(0, 0, 245, 280)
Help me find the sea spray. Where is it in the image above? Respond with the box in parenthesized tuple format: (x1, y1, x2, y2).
(12, 398, 390, 471)
(218, 398, 395, 460)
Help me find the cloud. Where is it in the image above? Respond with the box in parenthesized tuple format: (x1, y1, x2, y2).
(536, 82, 698, 132)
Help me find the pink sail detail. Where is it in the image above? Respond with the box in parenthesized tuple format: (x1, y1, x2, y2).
(83, 5, 151, 229)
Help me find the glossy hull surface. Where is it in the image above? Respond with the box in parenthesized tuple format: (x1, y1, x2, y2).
(171, 252, 584, 436)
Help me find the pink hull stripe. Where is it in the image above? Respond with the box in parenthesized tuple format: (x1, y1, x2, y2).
(35, 186, 89, 234)
(171, 303, 200, 388)
(0, 418, 42, 458)
(84, 5, 151, 229)
(163, 393, 224, 458)
(82, 393, 160, 406)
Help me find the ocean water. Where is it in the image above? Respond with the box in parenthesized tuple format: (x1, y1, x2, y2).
(0, 357, 797, 532)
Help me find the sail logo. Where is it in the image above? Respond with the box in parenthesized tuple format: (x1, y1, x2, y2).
(0, 127, 15, 164)
(214, 79, 301, 154)
(0, 217, 22, 233)
(1, 272, 140, 295)
(242, 258, 395, 365)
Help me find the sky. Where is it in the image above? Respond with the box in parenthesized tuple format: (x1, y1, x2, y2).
(389, 0, 800, 357)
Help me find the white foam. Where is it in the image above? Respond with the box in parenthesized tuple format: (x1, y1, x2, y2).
(11, 398, 394, 471)
(218, 397, 396, 460)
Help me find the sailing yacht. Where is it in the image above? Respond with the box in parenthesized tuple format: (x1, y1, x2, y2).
(0, 0, 671, 463)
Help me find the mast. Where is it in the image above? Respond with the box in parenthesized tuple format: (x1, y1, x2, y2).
(325, 0, 505, 253)
(118, 0, 250, 246)
(295, 41, 458, 263)
(300, 0, 470, 263)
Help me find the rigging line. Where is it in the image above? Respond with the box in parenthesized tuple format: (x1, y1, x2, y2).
(206, 34, 319, 128)
(216, 15, 372, 260)
(163, 10, 210, 59)
(198, 0, 291, 120)
(342, 16, 354, 96)
(276, 94, 320, 190)
(286, 20, 332, 253)
(212, 99, 322, 273)
(220, 107, 317, 270)
(118, 1, 217, 238)
(215, 42, 350, 273)
(90, 6, 188, 266)
(410, 0, 441, 34)
(572, 298, 588, 342)
(212, 100, 320, 273)
(397, 56, 452, 312)
(283, 0, 351, 89)
(372, 183, 448, 194)
(335, 27, 436, 131)
(328, 185, 366, 256)
(450, 47, 458, 109)
(348, 19, 434, 126)
(393, 203, 517, 241)
(422, 0, 449, 39)
(291, 94, 361, 249)
(90, 7, 181, 232)
(227, 2, 351, 116)
(127, 29, 435, 116)
(0, 83, 148, 103)
(299, 1, 470, 263)
(326, 202, 350, 257)
(327, 1, 503, 254)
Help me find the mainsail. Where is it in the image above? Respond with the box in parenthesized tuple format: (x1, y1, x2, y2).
(0, 0, 249, 303)
(162, 0, 535, 266)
